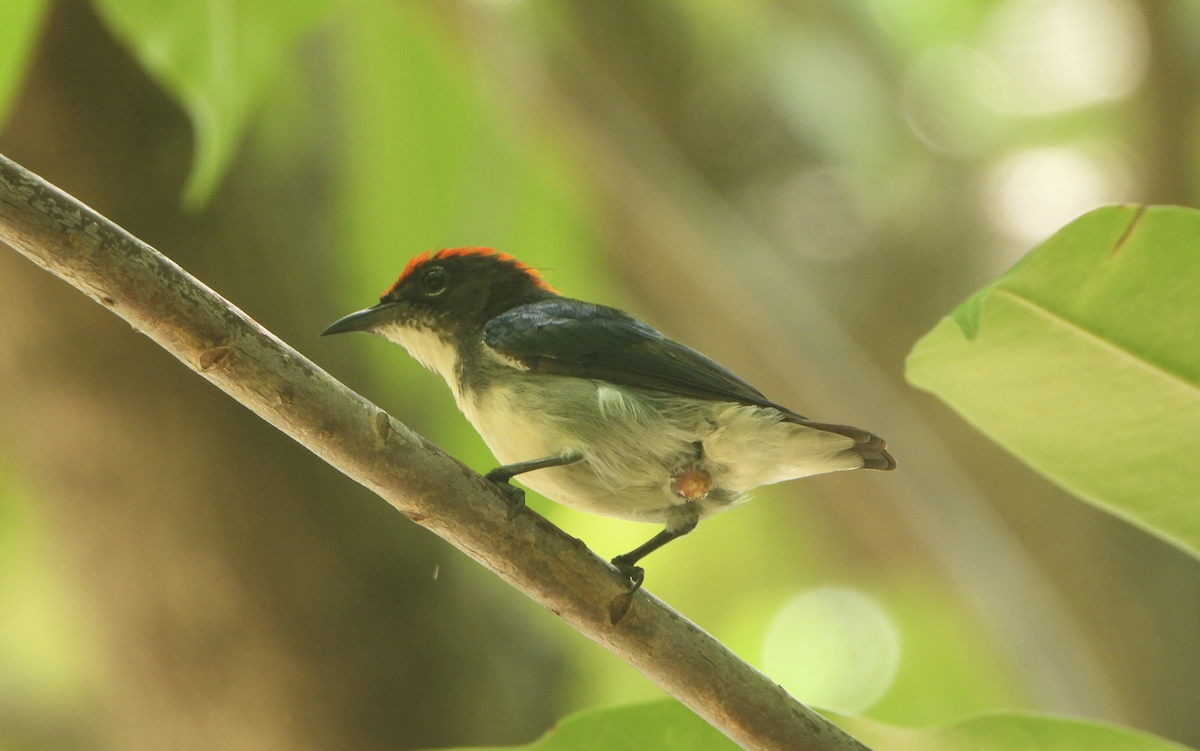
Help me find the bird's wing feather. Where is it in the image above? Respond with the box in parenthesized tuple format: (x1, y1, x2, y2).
(484, 299, 897, 470)
(483, 299, 802, 415)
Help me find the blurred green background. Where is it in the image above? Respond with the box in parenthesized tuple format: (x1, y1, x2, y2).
(1, 0, 1198, 749)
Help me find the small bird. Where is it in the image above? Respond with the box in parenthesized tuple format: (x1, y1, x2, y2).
(322, 248, 894, 588)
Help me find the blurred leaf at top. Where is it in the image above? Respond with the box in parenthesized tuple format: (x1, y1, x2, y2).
(907, 205, 1200, 559)
(0, 0, 49, 126)
(90, 0, 336, 208)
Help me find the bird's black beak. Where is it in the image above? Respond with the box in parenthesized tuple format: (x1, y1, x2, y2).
(320, 302, 400, 337)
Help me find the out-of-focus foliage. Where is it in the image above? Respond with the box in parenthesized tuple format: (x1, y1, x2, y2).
(909, 205, 1200, 559)
(88, 0, 336, 206)
(840, 707, 1197, 751)
(0, 0, 49, 124)
(0, 466, 96, 746)
(438, 699, 736, 751)
(429, 698, 1196, 751)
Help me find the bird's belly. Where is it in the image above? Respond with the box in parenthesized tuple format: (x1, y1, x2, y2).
(457, 378, 861, 524)
(460, 378, 713, 523)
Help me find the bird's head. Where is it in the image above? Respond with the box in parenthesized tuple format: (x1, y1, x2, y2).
(321, 247, 558, 347)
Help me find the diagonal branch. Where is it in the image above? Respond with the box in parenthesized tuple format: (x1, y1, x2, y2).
(0, 151, 869, 751)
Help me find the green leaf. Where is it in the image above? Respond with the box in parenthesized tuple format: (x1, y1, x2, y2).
(424, 699, 1191, 751)
(907, 205, 1200, 559)
(0, 0, 49, 127)
(838, 711, 1195, 751)
(435, 700, 737, 751)
(91, 0, 336, 208)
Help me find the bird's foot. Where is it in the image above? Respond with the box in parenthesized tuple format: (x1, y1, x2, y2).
(485, 470, 526, 520)
(610, 555, 645, 594)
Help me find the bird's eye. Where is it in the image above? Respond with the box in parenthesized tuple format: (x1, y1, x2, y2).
(422, 267, 448, 296)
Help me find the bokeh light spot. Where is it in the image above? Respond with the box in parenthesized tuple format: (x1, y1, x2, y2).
(762, 586, 901, 715)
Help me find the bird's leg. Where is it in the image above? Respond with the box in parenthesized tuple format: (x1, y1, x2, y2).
(611, 503, 700, 592)
(485, 451, 582, 520)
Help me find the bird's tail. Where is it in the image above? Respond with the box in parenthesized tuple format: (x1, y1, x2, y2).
(792, 419, 896, 471)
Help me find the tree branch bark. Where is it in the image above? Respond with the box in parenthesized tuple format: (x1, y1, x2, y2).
(0, 151, 869, 751)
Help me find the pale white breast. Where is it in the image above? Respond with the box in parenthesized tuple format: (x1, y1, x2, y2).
(375, 324, 541, 458)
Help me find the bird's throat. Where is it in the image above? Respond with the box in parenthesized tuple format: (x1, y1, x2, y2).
(378, 322, 460, 386)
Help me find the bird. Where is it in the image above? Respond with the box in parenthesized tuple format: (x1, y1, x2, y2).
(322, 247, 894, 588)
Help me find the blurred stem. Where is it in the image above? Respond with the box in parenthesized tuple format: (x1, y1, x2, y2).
(0, 151, 872, 751)
(1140, 0, 1199, 206)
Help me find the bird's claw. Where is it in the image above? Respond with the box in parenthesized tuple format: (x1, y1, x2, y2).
(503, 485, 526, 520)
(485, 471, 526, 520)
(610, 555, 645, 594)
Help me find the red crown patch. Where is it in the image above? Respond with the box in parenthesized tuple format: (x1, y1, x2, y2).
(383, 247, 558, 299)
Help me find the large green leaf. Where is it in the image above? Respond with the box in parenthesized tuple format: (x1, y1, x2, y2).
(0, 0, 49, 127)
(907, 205, 1200, 559)
(426, 699, 1192, 751)
(91, 0, 336, 207)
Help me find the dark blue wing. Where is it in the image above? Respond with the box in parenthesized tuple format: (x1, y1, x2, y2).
(482, 299, 799, 415)
(484, 299, 896, 471)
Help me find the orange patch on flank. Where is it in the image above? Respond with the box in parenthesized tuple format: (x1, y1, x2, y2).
(382, 247, 558, 298)
(674, 468, 712, 501)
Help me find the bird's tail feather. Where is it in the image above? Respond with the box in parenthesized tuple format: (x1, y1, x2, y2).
(791, 419, 896, 471)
